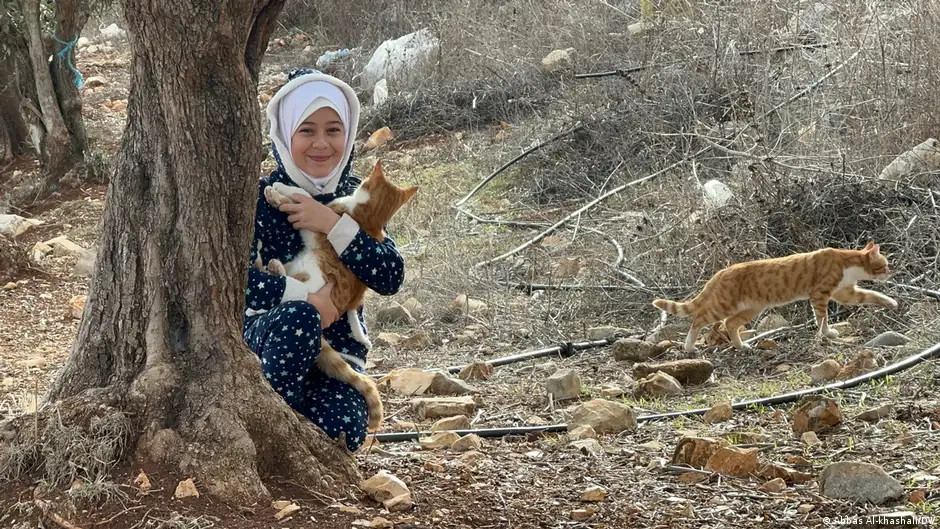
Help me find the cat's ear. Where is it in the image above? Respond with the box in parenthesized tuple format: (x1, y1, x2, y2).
(401, 186, 419, 202)
(867, 243, 881, 256)
(863, 240, 875, 251)
(370, 160, 387, 182)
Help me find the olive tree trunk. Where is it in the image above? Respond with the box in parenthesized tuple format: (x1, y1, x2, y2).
(4, 0, 360, 504)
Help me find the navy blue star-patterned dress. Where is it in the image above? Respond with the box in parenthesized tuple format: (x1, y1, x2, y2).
(243, 80, 403, 452)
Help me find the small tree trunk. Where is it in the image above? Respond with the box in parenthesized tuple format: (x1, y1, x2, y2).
(50, 0, 89, 163)
(18, 0, 79, 181)
(11, 0, 361, 505)
(0, 11, 35, 161)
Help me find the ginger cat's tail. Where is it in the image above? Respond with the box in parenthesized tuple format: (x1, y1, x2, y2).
(652, 298, 695, 316)
(315, 340, 383, 433)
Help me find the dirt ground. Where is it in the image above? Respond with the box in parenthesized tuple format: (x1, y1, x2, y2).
(2, 24, 940, 529)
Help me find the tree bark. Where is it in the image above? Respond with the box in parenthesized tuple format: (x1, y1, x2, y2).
(0, 9, 36, 161)
(20, 0, 361, 504)
(50, 0, 89, 164)
(18, 0, 79, 181)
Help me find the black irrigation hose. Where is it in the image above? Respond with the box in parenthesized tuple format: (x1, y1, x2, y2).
(372, 339, 940, 443)
(371, 338, 616, 380)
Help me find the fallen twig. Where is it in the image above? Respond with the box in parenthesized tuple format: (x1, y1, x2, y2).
(454, 124, 585, 208)
(35, 500, 84, 529)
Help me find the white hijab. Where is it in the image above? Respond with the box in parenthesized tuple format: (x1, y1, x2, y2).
(267, 73, 360, 195)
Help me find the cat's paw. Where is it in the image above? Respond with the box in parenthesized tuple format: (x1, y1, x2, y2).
(266, 259, 286, 276)
(263, 185, 291, 207)
(272, 182, 312, 200)
(881, 297, 899, 310)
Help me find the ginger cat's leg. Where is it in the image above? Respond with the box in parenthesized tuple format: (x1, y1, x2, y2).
(266, 258, 287, 276)
(723, 308, 762, 350)
(684, 314, 712, 353)
(810, 292, 838, 338)
(832, 286, 898, 309)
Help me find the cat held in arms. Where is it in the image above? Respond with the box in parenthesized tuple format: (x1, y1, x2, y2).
(256, 160, 418, 432)
(653, 242, 898, 353)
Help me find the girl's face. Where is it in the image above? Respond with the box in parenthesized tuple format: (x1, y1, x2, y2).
(290, 106, 345, 178)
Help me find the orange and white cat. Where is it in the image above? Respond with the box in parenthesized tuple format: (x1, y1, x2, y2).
(257, 160, 418, 432)
(653, 242, 898, 353)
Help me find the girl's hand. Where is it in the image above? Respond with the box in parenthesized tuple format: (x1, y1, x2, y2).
(279, 194, 341, 233)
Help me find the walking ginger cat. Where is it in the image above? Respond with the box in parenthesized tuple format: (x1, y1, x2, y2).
(256, 160, 418, 432)
(653, 242, 898, 353)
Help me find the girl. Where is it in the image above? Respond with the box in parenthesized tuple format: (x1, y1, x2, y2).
(243, 67, 404, 452)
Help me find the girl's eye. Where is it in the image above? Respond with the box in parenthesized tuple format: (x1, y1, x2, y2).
(328, 127, 342, 134)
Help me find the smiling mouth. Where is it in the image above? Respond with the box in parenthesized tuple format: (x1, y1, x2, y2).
(307, 155, 332, 163)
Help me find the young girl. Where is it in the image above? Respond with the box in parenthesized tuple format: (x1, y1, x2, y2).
(243, 67, 404, 452)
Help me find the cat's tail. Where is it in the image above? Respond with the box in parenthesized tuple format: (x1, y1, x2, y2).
(315, 342, 384, 433)
(652, 298, 695, 316)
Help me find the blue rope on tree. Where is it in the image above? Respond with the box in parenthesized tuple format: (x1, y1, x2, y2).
(53, 35, 84, 89)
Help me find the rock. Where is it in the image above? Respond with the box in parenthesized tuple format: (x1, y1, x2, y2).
(627, 21, 653, 35)
(613, 338, 663, 362)
(71, 247, 97, 278)
(672, 437, 731, 469)
(83, 76, 107, 89)
(431, 415, 470, 431)
(458, 450, 485, 466)
(274, 503, 301, 520)
(375, 332, 404, 347)
(540, 47, 575, 73)
(580, 485, 607, 502)
(704, 402, 733, 423)
(375, 303, 414, 325)
(757, 461, 813, 484)
(174, 478, 199, 499)
(546, 368, 582, 401)
(757, 339, 778, 350)
(411, 396, 477, 419)
(370, 516, 394, 529)
(633, 359, 713, 386)
(419, 431, 460, 450)
(428, 372, 480, 395)
(76, 36, 90, 48)
(569, 438, 604, 457)
(810, 359, 842, 384)
(879, 138, 940, 186)
(856, 404, 894, 422)
(0, 215, 35, 237)
(634, 371, 684, 398)
(43, 236, 86, 257)
(401, 297, 423, 317)
(459, 361, 493, 381)
(134, 471, 151, 492)
(567, 424, 596, 440)
(15, 358, 46, 368)
(445, 294, 489, 320)
(3, 282, 16, 290)
(423, 461, 444, 473)
(569, 399, 637, 434)
(797, 504, 815, 514)
(31, 241, 52, 262)
(756, 312, 789, 332)
(380, 368, 477, 396)
(360, 470, 412, 511)
(864, 331, 910, 347)
(363, 126, 394, 151)
(801, 431, 821, 446)
(451, 434, 482, 452)
(705, 446, 759, 477)
(910, 490, 926, 504)
(69, 295, 86, 319)
(818, 461, 904, 504)
(570, 508, 595, 521)
(587, 326, 632, 341)
(838, 350, 879, 380)
(100, 23, 126, 40)
(760, 478, 787, 493)
(703, 179, 733, 208)
(792, 396, 842, 436)
(600, 385, 625, 398)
